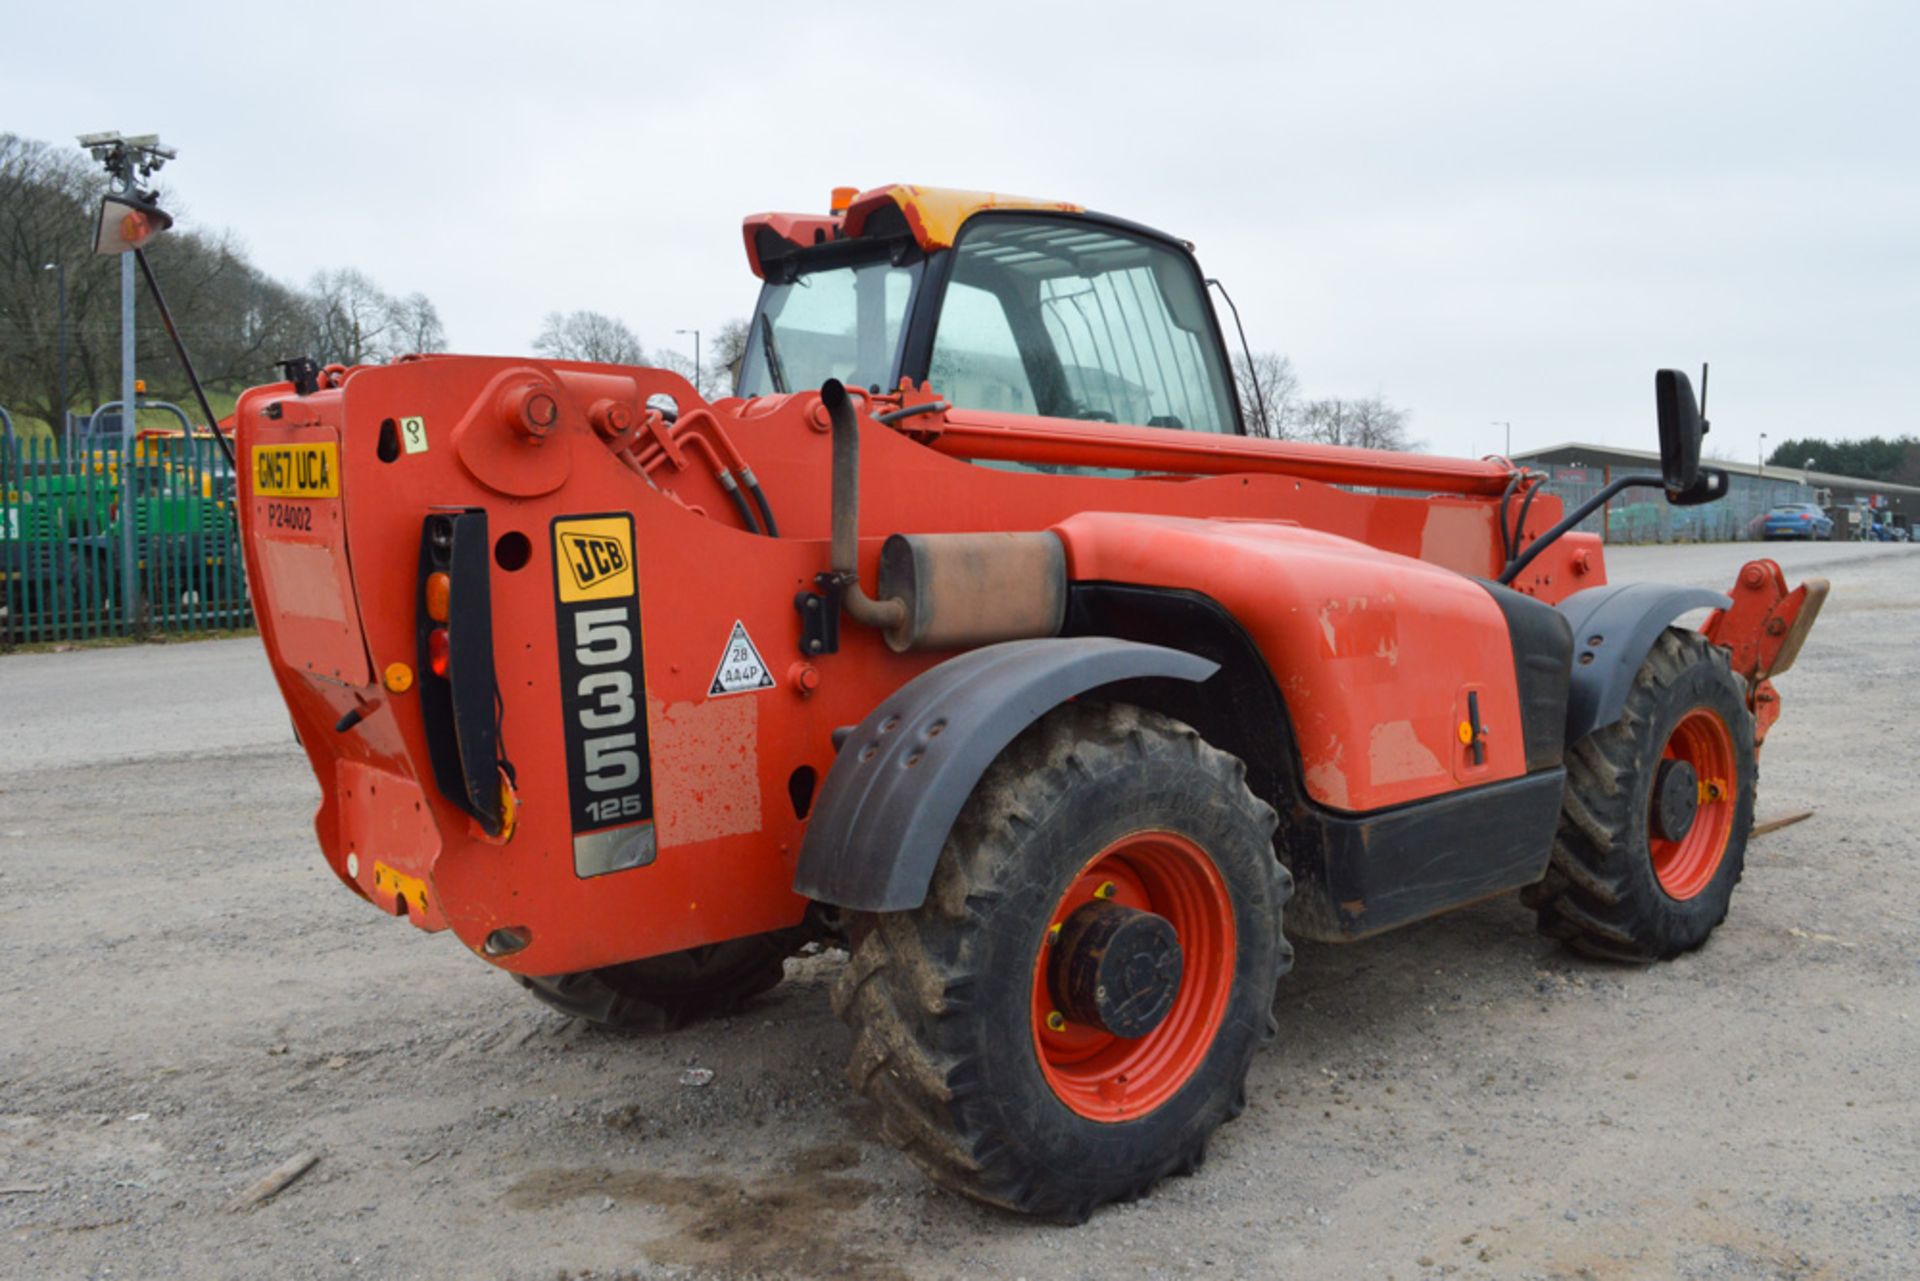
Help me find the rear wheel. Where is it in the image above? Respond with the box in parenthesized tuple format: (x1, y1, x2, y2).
(1529, 629, 1756, 961)
(515, 930, 801, 1031)
(834, 702, 1291, 1221)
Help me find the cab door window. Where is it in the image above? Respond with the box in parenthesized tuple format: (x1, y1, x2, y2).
(928, 216, 1237, 434)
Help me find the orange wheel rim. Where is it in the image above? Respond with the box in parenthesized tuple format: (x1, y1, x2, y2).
(1029, 831, 1235, 1122)
(1649, 707, 1737, 900)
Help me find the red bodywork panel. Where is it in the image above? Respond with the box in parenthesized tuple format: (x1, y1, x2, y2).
(240, 359, 1618, 977)
(1056, 514, 1531, 808)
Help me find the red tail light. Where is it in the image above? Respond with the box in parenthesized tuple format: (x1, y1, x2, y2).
(427, 627, 450, 678)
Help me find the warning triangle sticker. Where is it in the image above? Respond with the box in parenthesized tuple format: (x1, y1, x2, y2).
(709, 620, 776, 697)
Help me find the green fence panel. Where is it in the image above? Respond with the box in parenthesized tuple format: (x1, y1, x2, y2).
(0, 430, 250, 646)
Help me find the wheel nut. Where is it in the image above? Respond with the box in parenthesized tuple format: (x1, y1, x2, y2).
(1094, 881, 1116, 899)
(1045, 1011, 1067, 1032)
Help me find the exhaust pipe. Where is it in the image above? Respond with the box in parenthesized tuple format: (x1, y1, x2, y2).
(822, 380, 909, 636)
(822, 379, 1066, 653)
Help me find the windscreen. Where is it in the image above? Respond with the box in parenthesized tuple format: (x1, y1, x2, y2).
(738, 256, 922, 398)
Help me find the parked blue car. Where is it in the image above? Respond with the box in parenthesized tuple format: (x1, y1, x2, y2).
(1761, 503, 1834, 540)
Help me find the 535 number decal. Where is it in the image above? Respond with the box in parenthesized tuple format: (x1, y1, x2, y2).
(552, 515, 654, 872)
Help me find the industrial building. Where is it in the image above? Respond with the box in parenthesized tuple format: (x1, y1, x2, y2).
(1509, 443, 1920, 542)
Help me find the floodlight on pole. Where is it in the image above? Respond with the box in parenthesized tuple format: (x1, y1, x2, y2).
(78, 129, 178, 634)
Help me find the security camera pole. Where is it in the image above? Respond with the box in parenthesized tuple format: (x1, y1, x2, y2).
(78, 131, 178, 632)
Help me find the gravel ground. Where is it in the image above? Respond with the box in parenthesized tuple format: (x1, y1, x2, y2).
(1, 542, 1915, 1280)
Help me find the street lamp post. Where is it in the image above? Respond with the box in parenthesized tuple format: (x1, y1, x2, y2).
(1757, 433, 1767, 478)
(1491, 420, 1512, 457)
(43, 262, 68, 440)
(676, 328, 701, 397)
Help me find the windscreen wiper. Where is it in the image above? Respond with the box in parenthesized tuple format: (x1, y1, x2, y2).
(759, 313, 790, 395)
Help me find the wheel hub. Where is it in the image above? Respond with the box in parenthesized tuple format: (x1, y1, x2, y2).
(1652, 758, 1699, 842)
(1049, 900, 1184, 1039)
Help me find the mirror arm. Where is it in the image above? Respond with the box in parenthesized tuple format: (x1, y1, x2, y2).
(1497, 473, 1664, 586)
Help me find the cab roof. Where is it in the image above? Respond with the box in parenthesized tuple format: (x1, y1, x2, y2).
(741, 184, 1085, 279)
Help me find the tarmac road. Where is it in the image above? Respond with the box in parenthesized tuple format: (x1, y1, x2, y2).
(1, 542, 1915, 1280)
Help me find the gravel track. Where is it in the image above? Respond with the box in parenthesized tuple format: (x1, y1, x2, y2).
(1, 542, 1915, 1280)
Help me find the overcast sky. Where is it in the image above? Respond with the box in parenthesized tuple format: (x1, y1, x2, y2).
(6, 0, 1914, 463)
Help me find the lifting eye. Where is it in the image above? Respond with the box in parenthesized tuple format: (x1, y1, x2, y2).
(377, 418, 400, 462)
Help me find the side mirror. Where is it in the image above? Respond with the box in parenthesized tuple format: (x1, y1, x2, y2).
(1667, 465, 1728, 507)
(1654, 368, 1704, 496)
(93, 189, 173, 255)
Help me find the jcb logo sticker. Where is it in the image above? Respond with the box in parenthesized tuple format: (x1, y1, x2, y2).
(251, 443, 338, 498)
(554, 518, 636, 602)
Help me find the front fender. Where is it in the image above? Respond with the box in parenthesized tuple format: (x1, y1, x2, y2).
(1557, 583, 1730, 743)
(793, 637, 1218, 912)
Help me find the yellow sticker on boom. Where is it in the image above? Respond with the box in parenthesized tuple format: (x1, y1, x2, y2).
(554, 516, 636, 602)
(252, 443, 339, 498)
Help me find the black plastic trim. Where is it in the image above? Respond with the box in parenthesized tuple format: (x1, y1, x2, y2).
(793, 638, 1218, 911)
(1290, 768, 1566, 940)
(1476, 579, 1574, 771)
(417, 511, 504, 833)
(1557, 583, 1730, 743)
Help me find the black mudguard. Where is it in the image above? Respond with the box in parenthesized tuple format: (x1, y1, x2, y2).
(1557, 582, 1730, 744)
(793, 637, 1218, 912)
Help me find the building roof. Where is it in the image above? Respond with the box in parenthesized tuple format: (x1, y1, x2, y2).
(1513, 441, 1920, 501)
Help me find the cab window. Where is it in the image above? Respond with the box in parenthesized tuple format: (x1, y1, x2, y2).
(738, 256, 921, 398)
(928, 216, 1237, 434)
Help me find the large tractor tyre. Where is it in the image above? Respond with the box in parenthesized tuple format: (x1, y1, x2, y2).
(1529, 628, 1757, 962)
(834, 702, 1292, 1222)
(515, 930, 800, 1031)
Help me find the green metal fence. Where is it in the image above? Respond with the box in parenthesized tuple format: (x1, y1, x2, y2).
(1, 432, 250, 646)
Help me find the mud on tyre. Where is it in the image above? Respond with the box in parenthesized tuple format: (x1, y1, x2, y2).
(834, 701, 1292, 1222)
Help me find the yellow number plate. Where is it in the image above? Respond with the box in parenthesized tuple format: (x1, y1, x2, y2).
(252, 443, 339, 498)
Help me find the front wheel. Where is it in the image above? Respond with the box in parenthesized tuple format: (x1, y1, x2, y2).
(834, 702, 1292, 1221)
(1528, 629, 1756, 961)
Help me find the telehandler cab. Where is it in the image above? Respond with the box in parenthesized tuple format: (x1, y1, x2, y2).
(234, 185, 1826, 1220)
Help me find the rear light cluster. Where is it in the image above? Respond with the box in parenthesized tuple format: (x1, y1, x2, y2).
(425, 571, 451, 676)
(416, 511, 511, 838)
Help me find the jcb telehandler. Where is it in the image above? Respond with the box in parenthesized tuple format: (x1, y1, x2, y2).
(233, 185, 1825, 1220)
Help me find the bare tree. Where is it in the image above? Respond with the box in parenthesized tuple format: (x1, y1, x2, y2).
(390, 292, 447, 355)
(1297, 395, 1420, 452)
(1, 131, 452, 427)
(0, 133, 112, 428)
(531, 310, 642, 365)
(709, 318, 750, 395)
(310, 268, 397, 366)
(1231, 350, 1300, 439)
(648, 346, 704, 392)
